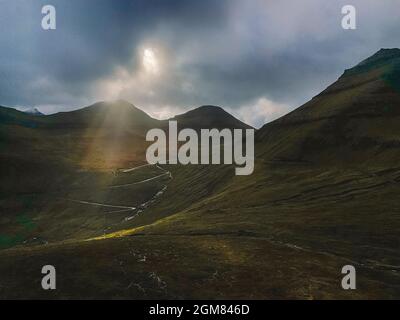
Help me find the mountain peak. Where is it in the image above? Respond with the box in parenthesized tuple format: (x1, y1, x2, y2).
(197, 105, 225, 111)
(369, 47, 400, 57)
(173, 105, 252, 130)
(23, 107, 44, 116)
(358, 48, 400, 66)
(43, 99, 159, 131)
(343, 48, 400, 77)
(88, 99, 137, 110)
(78, 100, 155, 119)
(184, 105, 227, 116)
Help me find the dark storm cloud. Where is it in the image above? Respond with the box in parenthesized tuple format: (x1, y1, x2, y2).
(0, 0, 229, 106)
(0, 0, 399, 127)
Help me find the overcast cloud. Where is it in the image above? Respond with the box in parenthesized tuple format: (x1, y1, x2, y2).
(0, 0, 399, 127)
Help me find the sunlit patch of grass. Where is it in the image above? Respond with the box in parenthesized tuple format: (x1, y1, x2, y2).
(86, 225, 148, 241)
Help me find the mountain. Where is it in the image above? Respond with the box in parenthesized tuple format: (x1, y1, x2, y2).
(0, 100, 254, 253)
(0, 100, 254, 204)
(171, 105, 253, 130)
(256, 48, 400, 167)
(23, 107, 44, 116)
(112, 49, 400, 298)
(0, 100, 159, 193)
(44, 100, 159, 131)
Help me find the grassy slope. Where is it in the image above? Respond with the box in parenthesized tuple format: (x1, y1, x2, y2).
(1, 161, 399, 299)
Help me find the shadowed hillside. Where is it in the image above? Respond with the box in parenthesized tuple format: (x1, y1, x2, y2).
(257, 48, 400, 167)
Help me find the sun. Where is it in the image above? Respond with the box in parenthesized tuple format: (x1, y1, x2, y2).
(142, 48, 160, 75)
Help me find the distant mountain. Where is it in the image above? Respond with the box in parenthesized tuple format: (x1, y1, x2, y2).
(23, 107, 44, 116)
(44, 100, 159, 132)
(0, 104, 40, 128)
(171, 105, 253, 130)
(256, 48, 400, 167)
(0, 100, 255, 192)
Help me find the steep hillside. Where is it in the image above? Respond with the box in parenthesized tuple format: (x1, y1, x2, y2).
(257, 48, 400, 167)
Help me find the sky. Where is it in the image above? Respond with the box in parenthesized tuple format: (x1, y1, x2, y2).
(0, 0, 399, 127)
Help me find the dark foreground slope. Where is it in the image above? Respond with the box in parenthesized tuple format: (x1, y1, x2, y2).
(1, 50, 400, 299)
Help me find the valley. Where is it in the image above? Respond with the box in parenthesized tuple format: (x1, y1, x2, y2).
(0, 49, 400, 299)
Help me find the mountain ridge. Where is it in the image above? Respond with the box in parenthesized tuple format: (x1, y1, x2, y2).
(0, 100, 253, 130)
(23, 107, 44, 116)
(255, 48, 400, 168)
(171, 105, 253, 130)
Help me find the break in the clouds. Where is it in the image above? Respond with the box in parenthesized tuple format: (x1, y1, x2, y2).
(0, 0, 399, 127)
